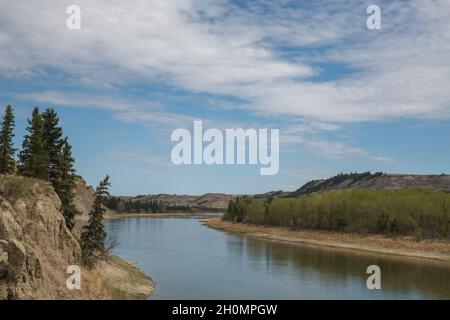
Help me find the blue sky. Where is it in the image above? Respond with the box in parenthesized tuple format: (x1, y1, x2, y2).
(0, 0, 449, 195)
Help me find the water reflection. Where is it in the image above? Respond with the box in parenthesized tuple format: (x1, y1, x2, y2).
(240, 236, 450, 299)
(105, 217, 450, 299)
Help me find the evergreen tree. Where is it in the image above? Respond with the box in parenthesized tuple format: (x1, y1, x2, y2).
(57, 137, 78, 230)
(41, 108, 78, 230)
(19, 107, 49, 179)
(0, 105, 16, 174)
(80, 175, 111, 264)
(42, 108, 63, 183)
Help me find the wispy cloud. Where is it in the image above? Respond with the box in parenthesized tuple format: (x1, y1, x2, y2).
(1, 0, 449, 123)
(13, 90, 161, 112)
(3, 0, 449, 172)
(13, 89, 393, 163)
(281, 132, 393, 163)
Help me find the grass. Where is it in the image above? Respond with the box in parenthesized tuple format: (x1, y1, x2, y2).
(0, 175, 35, 202)
(101, 255, 154, 300)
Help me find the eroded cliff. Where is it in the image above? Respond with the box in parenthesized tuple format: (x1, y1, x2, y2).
(0, 175, 153, 300)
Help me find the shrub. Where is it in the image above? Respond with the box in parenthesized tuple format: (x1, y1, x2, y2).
(224, 189, 450, 239)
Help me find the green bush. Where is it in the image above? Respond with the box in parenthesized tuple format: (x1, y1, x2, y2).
(224, 189, 450, 239)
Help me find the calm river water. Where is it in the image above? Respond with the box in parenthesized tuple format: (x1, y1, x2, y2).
(104, 217, 450, 299)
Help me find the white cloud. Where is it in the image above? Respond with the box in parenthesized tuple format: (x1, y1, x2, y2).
(13, 90, 161, 112)
(1, 0, 448, 163)
(11, 89, 391, 163)
(2, 0, 449, 123)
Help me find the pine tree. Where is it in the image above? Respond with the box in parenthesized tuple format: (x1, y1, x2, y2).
(57, 137, 78, 230)
(19, 107, 49, 179)
(0, 105, 16, 174)
(42, 108, 63, 183)
(41, 108, 78, 230)
(80, 175, 111, 265)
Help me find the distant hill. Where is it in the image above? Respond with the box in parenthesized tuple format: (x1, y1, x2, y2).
(286, 172, 450, 198)
(109, 193, 237, 212)
(136, 193, 236, 210)
(253, 190, 290, 199)
(87, 172, 450, 214)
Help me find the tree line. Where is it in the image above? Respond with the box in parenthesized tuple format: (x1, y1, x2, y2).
(106, 197, 166, 213)
(0, 105, 110, 265)
(105, 196, 193, 213)
(224, 189, 450, 239)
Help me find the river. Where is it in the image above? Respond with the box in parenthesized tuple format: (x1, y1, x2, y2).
(104, 217, 450, 299)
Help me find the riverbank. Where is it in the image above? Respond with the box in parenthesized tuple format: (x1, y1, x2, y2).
(90, 255, 155, 300)
(73, 218, 155, 299)
(204, 217, 450, 263)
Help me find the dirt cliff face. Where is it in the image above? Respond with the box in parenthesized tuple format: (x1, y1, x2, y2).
(0, 175, 154, 300)
(0, 175, 81, 299)
(189, 193, 236, 210)
(73, 177, 95, 215)
(73, 177, 115, 219)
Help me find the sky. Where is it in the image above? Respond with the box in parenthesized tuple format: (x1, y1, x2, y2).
(0, 0, 449, 195)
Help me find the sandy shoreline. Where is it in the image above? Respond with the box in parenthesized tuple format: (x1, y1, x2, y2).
(203, 217, 450, 263)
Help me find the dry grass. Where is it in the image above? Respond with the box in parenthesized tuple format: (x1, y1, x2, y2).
(96, 255, 154, 300)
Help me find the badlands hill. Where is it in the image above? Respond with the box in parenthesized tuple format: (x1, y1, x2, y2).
(115, 193, 236, 211)
(286, 172, 450, 198)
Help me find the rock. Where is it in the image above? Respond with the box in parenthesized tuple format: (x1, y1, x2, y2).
(0, 175, 81, 299)
(73, 177, 95, 215)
